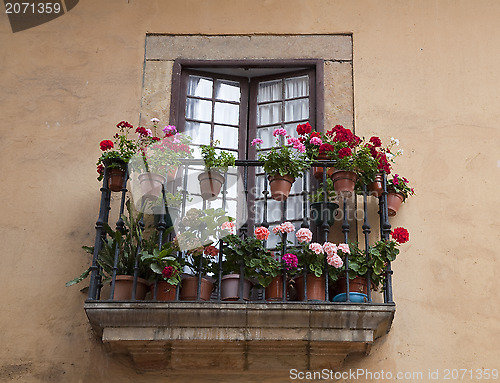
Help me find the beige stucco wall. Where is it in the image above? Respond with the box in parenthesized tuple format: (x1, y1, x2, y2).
(1, 0, 499, 382)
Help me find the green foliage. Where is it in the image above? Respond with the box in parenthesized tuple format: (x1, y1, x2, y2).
(309, 178, 337, 203)
(259, 144, 310, 179)
(200, 140, 236, 173)
(141, 246, 183, 286)
(223, 234, 281, 287)
(387, 174, 415, 200)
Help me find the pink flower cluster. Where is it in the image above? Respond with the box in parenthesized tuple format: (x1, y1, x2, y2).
(251, 138, 263, 146)
(287, 137, 306, 153)
(254, 226, 270, 241)
(296, 228, 313, 243)
(324, 242, 349, 269)
(272, 221, 295, 234)
(310, 136, 323, 146)
(221, 221, 236, 235)
(309, 243, 324, 255)
(283, 253, 298, 270)
(162, 125, 177, 137)
(273, 128, 287, 137)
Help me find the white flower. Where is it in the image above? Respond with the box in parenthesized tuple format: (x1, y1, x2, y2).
(150, 117, 160, 123)
(391, 137, 400, 146)
(386, 152, 395, 161)
(397, 149, 404, 156)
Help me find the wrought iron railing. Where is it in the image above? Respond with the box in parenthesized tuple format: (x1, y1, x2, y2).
(86, 159, 393, 304)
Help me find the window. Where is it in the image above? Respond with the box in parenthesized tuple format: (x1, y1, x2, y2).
(170, 60, 323, 239)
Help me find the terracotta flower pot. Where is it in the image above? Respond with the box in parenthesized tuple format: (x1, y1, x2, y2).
(268, 174, 295, 201)
(294, 274, 326, 301)
(151, 280, 177, 301)
(111, 275, 149, 300)
(336, 276, 368, 295)
(220, 274, 253, 301)
(138, 172, 166, 200)
(265, 275, 284, 301)
(331, 170, 357, 196)
(369, 173, 384, 198)
(198, 170, 225, 200)
(386, 192, 405, 216)
(107, 168, 126, 192)
(180, 276, 214, 301)
(312, 153, 334, 180)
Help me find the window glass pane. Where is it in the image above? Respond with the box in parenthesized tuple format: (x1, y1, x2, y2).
(258, 102, 282, 125)
(214, 125, 239, 150)
(185, 121, 211, 146)
(285, 76, 309, 99)
(214, 102, 239, 125)
(256, 125, 280, 149)
(226, 174, 238, 198)
(258, 80, 282, 102)
(285, 98, 309, 122)
(187, 75, 213, 98)
(284, 123, 301, 139)
(186, 98, 212, 122)
(215, 79, 241, 102)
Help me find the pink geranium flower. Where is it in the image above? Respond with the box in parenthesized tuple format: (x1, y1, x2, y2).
(310, 136, 322, 146)
(221, 221, 236, 235)
(251, 138, 263, 146)
(309, 243, 324, 255)
(254, 226, 270, 241)
(337, 243, 350, 254)
(273, 128, 287, 137)
(283, 253, 298, 270)
(327, 254, 344, 269)
(323, 242, 337, 257)
(296, 228, 313, 243)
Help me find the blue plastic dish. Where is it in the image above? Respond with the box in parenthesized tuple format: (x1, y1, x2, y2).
(332, 292, 368, 303)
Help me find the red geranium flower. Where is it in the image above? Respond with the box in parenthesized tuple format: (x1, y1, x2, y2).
(319, 143, 335, 153)
(162, 265, 176, 279)
(99, 140, 114, 151)
(338, 147, 352, 158)
(97, 164, 104, 175)
(391, 227, 409, 244)
(369, 136, 382, 147)
(204, 245, 219, 257)
(296, 122, 312, 136)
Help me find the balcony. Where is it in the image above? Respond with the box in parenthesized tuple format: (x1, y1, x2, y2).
(82, 160, 396, 372)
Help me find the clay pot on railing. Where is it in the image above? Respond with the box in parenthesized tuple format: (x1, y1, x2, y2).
(312, 153, 335, 180)
(150, 280, 177, 301)
(198, 170, 225, 200)
(220, 274, 253, 301)
(264, 275, 284, 301)
(180, 276, 214, 301)
(294, 274, 326, 301)
(111, 275, 149, 300)
(268, 174, 295, 201)
(138, 172, 166, 200)
(331, 170, 357, 196)
(386, 191, 405, 216)
(107, 168, 126, 192)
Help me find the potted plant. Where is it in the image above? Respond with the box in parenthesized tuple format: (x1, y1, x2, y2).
(96, 120, 153, 192)
(137, 121, 193, 200)
(309, 178, 338, 227)
(271, 223, 344, 301)
(174, 207, 233, 300)
(365, 136, 403, 197)
(334, 242, 370, 302)
(67, 200, 151, 300)
(198, 140, 236, 200)
(251, 128, 311, 201)
(222, 226, 282, 301)
(295, 122, 332, 180)
(320, 125, 378, 196)
(141, 244, 183, 301)
(386, 174, 415, 216)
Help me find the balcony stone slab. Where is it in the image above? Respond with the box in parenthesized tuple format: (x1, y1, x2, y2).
(84, 301, 395, 372)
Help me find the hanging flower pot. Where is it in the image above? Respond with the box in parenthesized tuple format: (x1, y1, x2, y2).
(331, 170, 357, 196)
(312, 153, 335, 180)
(310, 202, 339, 226)
(138, 172, 166, 200)
(111, 275, 149, 300)
(108, 168, 126, 192)
(198, 170, 225, 200)
(386, 191, 405, 216)
(220, 274, 253, 301)
(369, 173, 384, 198)
(265, 275, 284, 301)
(151, 280, 177, 301)
(268, 174, 295, 201)
(294, 274, 326, 301)
(180, 276, 214, 301)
